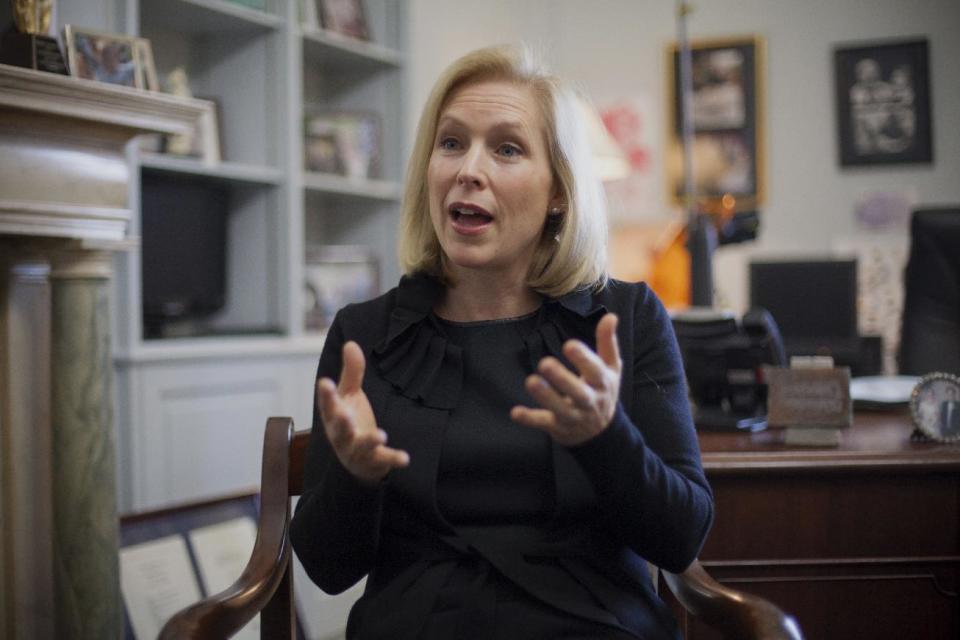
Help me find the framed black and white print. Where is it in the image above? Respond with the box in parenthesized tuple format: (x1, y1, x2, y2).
(834, 39, 932, 166)
(667, 36, 764, 212)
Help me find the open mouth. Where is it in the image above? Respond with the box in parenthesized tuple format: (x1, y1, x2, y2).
(449, 204, 494, 230)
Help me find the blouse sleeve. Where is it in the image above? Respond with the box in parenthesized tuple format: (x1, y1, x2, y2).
(290, 310, 385, 594)
(567, 284, 714, 573)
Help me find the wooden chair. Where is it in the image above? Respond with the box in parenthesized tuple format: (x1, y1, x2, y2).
(160, 417, 804, 639)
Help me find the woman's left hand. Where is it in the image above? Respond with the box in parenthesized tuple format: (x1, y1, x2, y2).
(511, 313, 622, 447)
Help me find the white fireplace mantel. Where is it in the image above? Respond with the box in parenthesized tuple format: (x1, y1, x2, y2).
(0, 63, 216, 243)
(0, 63, 215, 639)
(0, 62, 208, 140)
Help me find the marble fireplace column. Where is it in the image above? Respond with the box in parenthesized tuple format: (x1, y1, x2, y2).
(0, 249, 54, 640)
(49, 248, 120, 639)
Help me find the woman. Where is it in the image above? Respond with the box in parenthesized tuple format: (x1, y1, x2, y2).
(290, 45, 713, 639)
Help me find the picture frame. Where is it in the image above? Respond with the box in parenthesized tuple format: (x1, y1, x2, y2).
(304, 109, 381, 179)
(63, 26, 144, 89)
(910, 372, 960, 443)
(134, 38, 159, 92)
(317, 0, 370, 41)
(667, 36, 764, 212)
(119, 492, 268, 639)
(303, 245, 379, 331)
(834, 38, 932, 166)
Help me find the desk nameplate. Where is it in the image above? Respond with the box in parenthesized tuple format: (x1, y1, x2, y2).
(764, 366, 852, 428)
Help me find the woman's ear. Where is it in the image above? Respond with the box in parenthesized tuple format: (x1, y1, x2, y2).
(548, 179, 566, 214)
(548, 196, 567, 216)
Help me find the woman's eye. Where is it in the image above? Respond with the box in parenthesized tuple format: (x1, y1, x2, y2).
(439, 137, 460, 150)
(498, 143, 522, 157)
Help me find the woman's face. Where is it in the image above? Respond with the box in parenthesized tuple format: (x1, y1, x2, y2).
(427, 79, 558, 282)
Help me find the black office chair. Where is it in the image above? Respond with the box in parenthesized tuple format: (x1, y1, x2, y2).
(899, 208, 960, 375)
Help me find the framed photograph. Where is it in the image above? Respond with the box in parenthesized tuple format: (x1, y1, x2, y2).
(120, 493, 265, 639)
(134, 38, 159, 92)
(910, 372, 960, 443)
(317, 0, 370, 41)
(303, 245, 379, 331)
(834, 39, 932, 166)
(63, 26, 142, 89)
(304, 109, 381, 179)
(667, 36, 764, 212)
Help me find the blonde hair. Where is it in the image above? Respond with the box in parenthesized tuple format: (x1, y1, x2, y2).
(398, 44, 608, 297)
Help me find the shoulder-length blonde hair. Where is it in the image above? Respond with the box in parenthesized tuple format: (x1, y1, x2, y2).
(398, 44, 608, 297)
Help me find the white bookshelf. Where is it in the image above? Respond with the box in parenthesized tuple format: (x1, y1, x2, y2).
(48, 0, 408, 519)
(139, 153, 284, 185)
(301, 26, 404, 69)
(44, 2, 401, 634)
(138, 0, 286, 33)
(303, 171, 403, 200)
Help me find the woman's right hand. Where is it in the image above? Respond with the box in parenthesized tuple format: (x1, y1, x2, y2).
(318, 341, 410, 486)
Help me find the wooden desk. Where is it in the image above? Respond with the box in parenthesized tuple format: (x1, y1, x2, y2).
(674, 412, 960, 639)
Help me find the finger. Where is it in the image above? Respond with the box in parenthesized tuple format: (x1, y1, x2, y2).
(367, 445, 410, 471)
(562, 340, 607, 387)
(326, 415, 356, 451)
(537, 357, 595, 407)
(526, 374, 578, 418)
(317, 377, 341, 425)
(596, 313, 622, 373)
(349, 428, 388, 456)
(338, 341, 366, 394)
(510, 405, 557, 430)
(317, 379, 354, 447)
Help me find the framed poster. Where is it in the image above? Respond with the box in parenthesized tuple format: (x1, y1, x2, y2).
(667, 36, 764, 212)
(834, 38, 932, 166)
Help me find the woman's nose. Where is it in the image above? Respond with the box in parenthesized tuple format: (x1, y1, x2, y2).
(456, 146, 485, 188)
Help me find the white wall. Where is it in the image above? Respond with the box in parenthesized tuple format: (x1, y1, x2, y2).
(407, 0, 554, 133)
(406, 0, 960, 310)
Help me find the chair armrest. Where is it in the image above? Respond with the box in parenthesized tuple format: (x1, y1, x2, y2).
(159, 417, 295, 639)
(663, 560, 804, 640)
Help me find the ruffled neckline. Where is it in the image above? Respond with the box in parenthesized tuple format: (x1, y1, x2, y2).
(372, 273, 608, 410)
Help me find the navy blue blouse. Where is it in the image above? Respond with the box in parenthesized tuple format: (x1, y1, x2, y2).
(434, 312, 554, 527)
(290, 274, 714, 639)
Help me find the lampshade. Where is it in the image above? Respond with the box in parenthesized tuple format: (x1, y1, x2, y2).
(576, 96, 630, 183)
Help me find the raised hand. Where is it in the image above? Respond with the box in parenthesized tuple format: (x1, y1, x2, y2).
(318, 341, 410, 485)
(511, 313, 622, 446)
